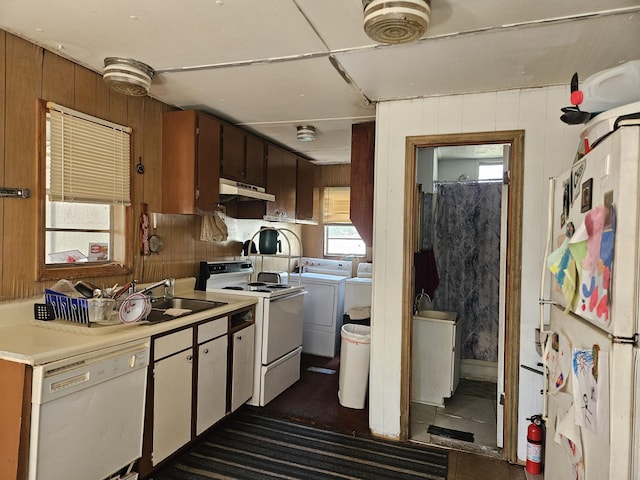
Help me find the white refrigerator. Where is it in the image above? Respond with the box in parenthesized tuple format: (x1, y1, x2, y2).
(542, 120, 640, 479)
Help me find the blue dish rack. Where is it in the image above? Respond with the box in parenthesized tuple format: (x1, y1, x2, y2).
(44, 290, 114, 325)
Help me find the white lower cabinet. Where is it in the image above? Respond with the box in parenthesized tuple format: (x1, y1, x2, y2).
(152, 329, 193, 466)
(231, 324, 255, 411)
(144, 309, 255, 476)
(196, 334, 228, 435)
(412, 314, 461, 407)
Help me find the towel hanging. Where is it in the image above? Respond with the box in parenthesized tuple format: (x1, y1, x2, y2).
(200, 211, 228, 242)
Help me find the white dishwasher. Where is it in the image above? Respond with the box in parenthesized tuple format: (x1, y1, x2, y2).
(29, 340, 150, 480)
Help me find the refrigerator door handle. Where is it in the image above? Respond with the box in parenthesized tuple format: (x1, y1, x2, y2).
(612, 334, 638, 345)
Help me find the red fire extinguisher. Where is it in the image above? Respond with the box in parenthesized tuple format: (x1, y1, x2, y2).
(526, 415, 544, 475)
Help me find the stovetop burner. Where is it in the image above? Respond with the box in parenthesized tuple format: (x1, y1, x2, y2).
(219, 282, 298, 293)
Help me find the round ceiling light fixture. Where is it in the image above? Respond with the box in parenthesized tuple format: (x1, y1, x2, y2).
(297, 125, 316, 142)
(362, 0, 431, 44)
(103, 57, 155, 96)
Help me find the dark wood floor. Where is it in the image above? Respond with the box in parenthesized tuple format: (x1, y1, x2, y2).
(262, 353, 370, 435)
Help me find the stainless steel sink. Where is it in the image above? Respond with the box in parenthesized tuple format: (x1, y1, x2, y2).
(146, 297, 227, 323)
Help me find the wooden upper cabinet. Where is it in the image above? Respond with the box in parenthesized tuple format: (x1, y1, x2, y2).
(162, 110, 221, 214)
(295, 157, 317, 222)
(221, 124, 266, 187)
(220, 124, 245, 181)
(265, 144, 297, 221)
(245, 135, 266, 186)
(350, 122, 375, 247)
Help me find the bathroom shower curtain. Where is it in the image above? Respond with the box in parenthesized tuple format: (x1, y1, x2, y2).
(432, 181, 502, 362)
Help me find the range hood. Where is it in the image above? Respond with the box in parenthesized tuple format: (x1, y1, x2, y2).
(219, 178, 275, 202)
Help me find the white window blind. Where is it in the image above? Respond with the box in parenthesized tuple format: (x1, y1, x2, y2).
(323, 186, 351, 224)
(48, 102, 132, 205)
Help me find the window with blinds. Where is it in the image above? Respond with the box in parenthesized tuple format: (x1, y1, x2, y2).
(322, 187, 365, 256)
(48, 103, 131, 204)
(40, 101, 132, 272)
(323, 187, 351, 224)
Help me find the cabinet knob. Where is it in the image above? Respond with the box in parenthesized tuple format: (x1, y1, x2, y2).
(237, 336, 242, 341)
(203, 348, 209, 354)
(186, 354, 193, 361)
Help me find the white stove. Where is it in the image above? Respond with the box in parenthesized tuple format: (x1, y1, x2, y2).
(196, 261, 306, 406)
(197, 260, 304, 298)
(218, 282, 304, 298)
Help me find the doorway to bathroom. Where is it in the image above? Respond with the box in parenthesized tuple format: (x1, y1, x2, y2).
(412, 143, 506, 453)
(402, 131, 524, 462)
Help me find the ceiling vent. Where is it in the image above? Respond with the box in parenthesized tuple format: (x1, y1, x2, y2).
(103, 57, 155, 96)
(297, 125, 316, 142)
(362, 0, 431, 44)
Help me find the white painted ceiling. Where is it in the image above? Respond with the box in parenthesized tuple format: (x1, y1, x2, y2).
(1, 0, 638, 164)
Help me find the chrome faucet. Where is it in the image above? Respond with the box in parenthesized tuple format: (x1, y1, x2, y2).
(137, 278, 175, 300)
(414, 289, 432, 314)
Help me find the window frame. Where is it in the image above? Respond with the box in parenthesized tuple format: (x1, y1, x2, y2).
(323, 223, 366, 257)
(36, 99, 133, 281)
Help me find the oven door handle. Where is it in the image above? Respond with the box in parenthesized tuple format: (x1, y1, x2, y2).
(269, 291, 306, 303)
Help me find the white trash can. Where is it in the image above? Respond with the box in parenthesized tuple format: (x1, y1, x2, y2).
(338, 324, 371, 409)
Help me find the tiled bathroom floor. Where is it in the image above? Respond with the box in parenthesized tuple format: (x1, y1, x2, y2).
(411, 379, 499, 450)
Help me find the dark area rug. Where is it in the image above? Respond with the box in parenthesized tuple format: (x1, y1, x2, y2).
(154, 408, 448, 480)
(428, 425, 475, 443)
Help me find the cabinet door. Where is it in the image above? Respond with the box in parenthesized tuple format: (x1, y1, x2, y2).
(195, 114, 221, 214)
(281, 151, 297, 219)
(162, 110, 221, 214)
(245, 135, 266, 186)
(221, 123, 245, 182)
(231, 324, 255, 411)
(296, 157, 316, 221)
(350, 122, 375, 246)
(196, 336, 228, 435)
(411, 319, 455, 406)
(152, 348, 193, 465)
(162, 110, 197, 214)
(266, 145, 297, 220)
(266, 144, 284, 219)
(0, 360, 30, 479)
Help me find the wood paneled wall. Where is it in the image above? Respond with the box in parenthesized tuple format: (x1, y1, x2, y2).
(0, 31, 239, 302)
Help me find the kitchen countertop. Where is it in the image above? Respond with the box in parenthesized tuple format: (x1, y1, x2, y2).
(0, 277, 257, 366)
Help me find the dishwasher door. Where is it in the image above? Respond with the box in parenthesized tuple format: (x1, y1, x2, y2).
(28, 340, 150, 480)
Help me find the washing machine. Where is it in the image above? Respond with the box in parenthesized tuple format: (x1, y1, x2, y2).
(288, 258, 352, 358)
(344, 262, 373, 324)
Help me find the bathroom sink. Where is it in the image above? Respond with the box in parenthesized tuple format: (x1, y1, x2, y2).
(146, 297, 227, 323)
(414, 309, 457, 322)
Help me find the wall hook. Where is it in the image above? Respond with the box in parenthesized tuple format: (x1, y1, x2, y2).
(136, 156, 145, 174)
